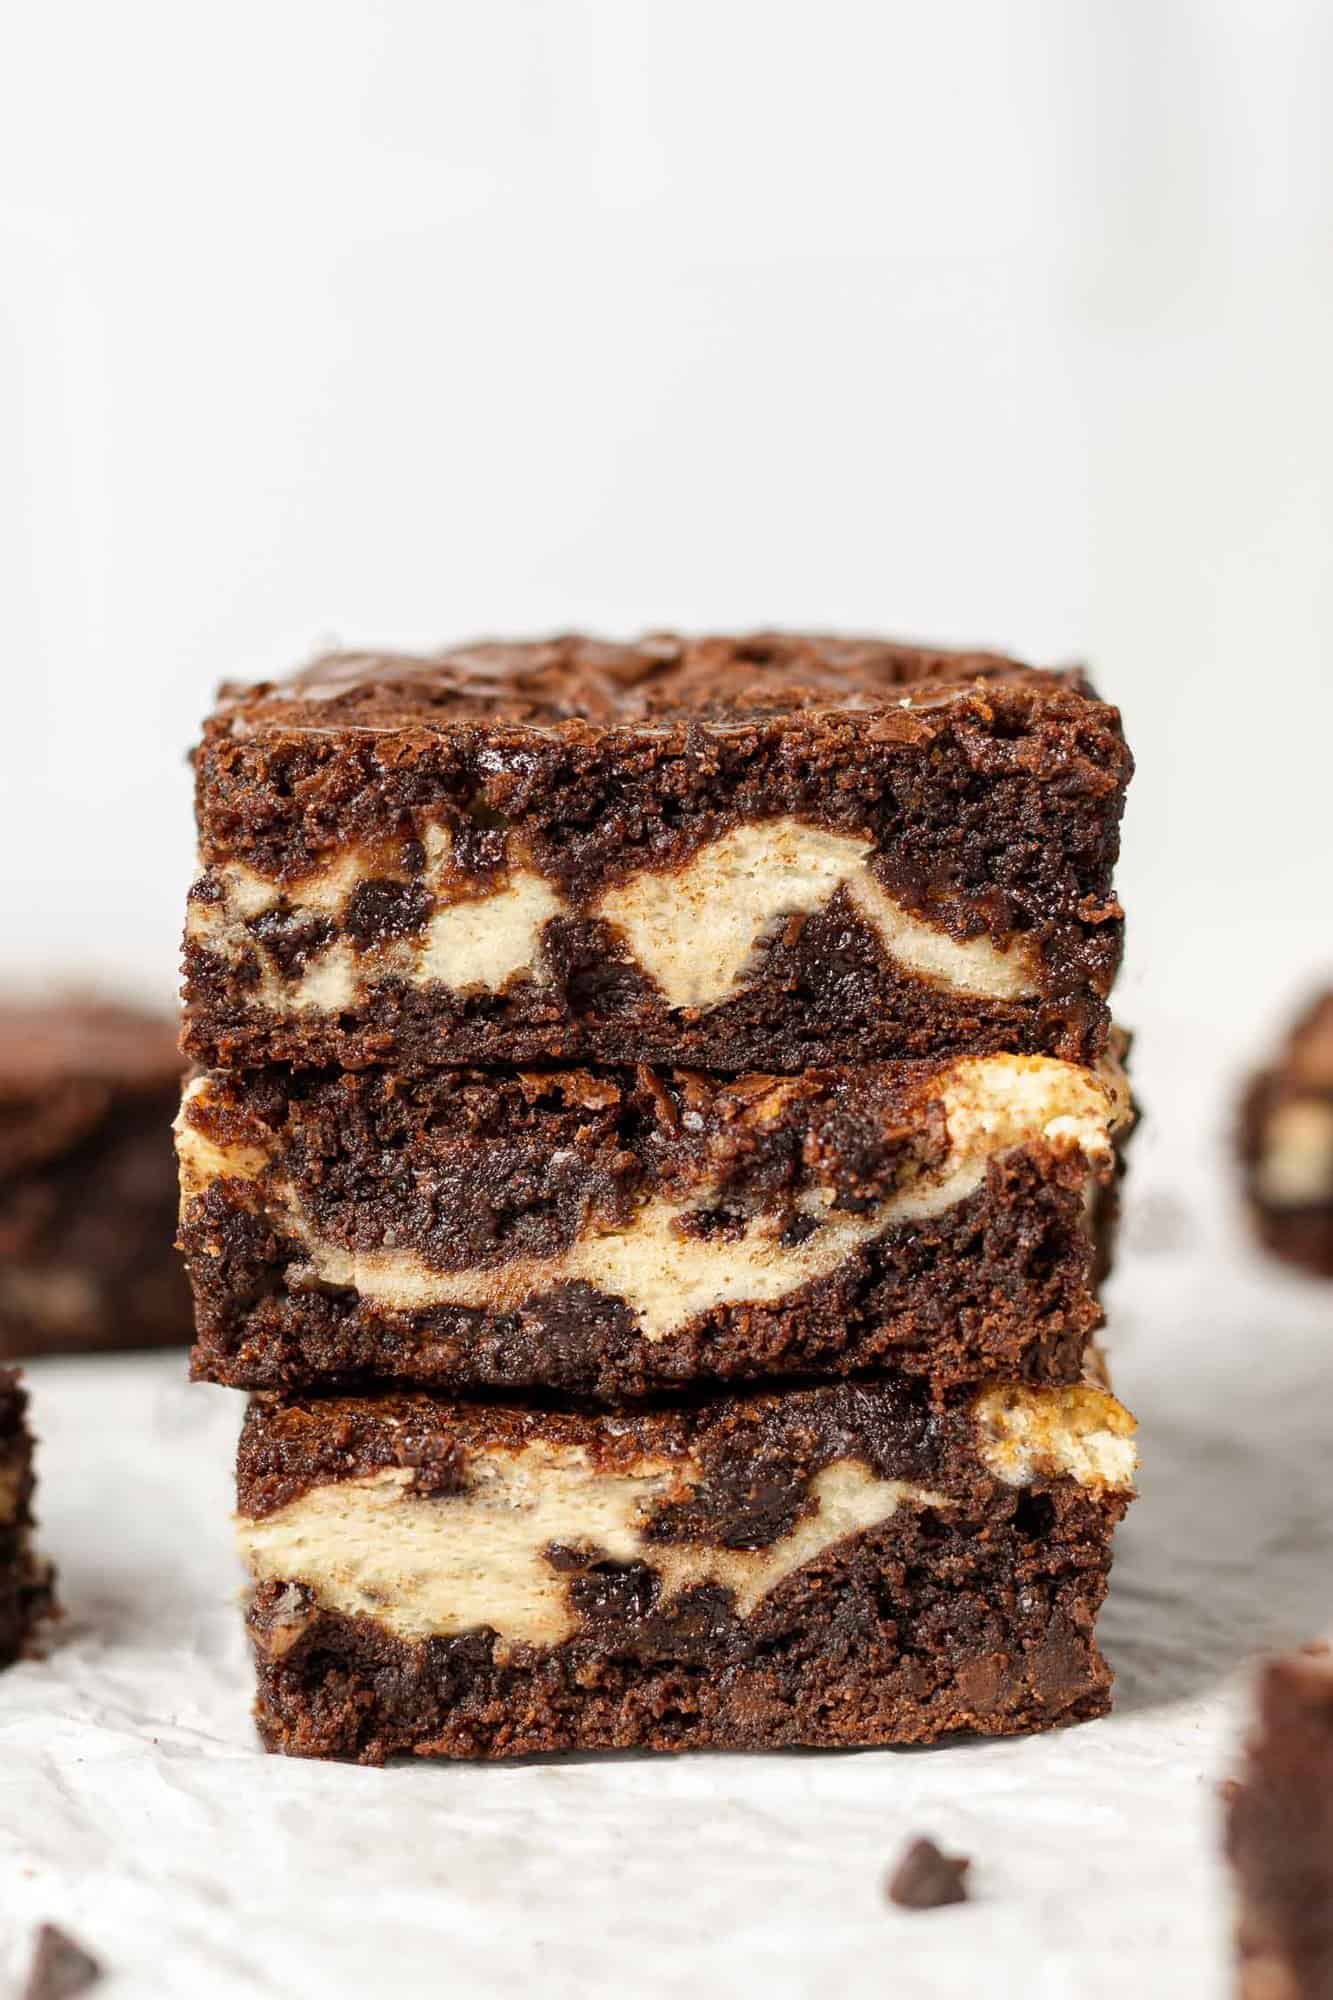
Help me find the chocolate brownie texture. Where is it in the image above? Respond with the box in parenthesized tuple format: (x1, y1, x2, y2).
(179, 1054, 1127, 1398)
(1227, 1648, 1333, 1998)
(0, 999, 191, 1356)
(0, 1368, 56, 1666)
(236, 1378, 1134, 1762)
(1240, 990, 1333, 1278)
(182, 632, 1131, 1074)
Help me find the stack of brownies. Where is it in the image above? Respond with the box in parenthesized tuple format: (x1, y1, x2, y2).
(175, 632, 1138, 1763)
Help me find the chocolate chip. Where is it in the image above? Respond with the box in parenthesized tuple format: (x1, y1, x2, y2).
(778, 1211, 821, 1249)
(543, 1542, 590, 1573)
(344, 878, 432, 945)
(886, 1835, 971, 1910)
(403, 1439, 468, 1497)
(21, 1924, 103, 2000)
(245, 908, 336, 976)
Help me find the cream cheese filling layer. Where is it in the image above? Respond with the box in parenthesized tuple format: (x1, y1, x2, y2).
(179, 1052, 1127, 1343)
(595, 820, 1038, 1006)
(236, 1382, 1136, 1649)
(238, 1446, 949, 1646)
(186, 814, 1042, 1015)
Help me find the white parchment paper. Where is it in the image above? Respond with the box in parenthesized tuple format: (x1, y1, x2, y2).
(2, 1025, 1331, 1999)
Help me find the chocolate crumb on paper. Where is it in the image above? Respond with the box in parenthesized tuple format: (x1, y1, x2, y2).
(21, 1924, 103, 2000)
(886, 1835, 971, 1910)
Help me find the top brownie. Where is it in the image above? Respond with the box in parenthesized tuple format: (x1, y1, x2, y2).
(182, 633, 1132, 1074)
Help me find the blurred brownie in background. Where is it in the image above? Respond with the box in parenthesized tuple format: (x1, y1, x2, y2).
(1227, 1647, 1333, 1998)
(1240, 990, 1333, 1277)
(0, 998, 190, 1356)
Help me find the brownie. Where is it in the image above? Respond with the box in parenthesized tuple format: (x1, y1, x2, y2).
(0, 1368, 56, 1665)
(182, 633, 1131, 1075)
(1227, 1648, 1333, 1998)
(179, 1047, 1130, 1398)
(1240, 991, 1333, 1278)
(235, 1374, 1136, 1763)
(0, 999, 191, 1356)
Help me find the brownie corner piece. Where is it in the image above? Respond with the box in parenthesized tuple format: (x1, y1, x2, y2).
(1227, 1645, 1333, 1998)
(235, 1374, 1135, 1763)
(1240, 989, 1333, 1277)
(0, 995, 191, 1357)
(0, 1367, 57, 1664)
(183, 631, 1130, 1073)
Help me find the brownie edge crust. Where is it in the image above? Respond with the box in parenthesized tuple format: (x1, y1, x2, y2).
(237, 1377, 1136, 1763)
(0, 1368, 56, 1665)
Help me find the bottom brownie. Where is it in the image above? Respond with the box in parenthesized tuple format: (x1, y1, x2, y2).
(236, 1376, 1135, 1763)
(0, 1368, 56, 1665)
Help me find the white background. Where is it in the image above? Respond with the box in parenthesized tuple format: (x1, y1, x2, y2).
(2, 5, 1332, 1995)
(2, 0, 1330, 1043)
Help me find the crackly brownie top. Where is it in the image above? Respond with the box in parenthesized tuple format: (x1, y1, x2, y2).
(213, 630, 1103, 738)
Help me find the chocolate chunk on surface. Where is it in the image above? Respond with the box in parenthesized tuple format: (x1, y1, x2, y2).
(20, 1924, 102, 2000)
(886, 1835, 972, 1909)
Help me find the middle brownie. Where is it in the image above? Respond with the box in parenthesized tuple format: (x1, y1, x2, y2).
(179, 1046, 1129, 1399)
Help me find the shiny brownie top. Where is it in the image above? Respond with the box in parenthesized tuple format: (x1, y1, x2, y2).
(214, 630, 1102, 737)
